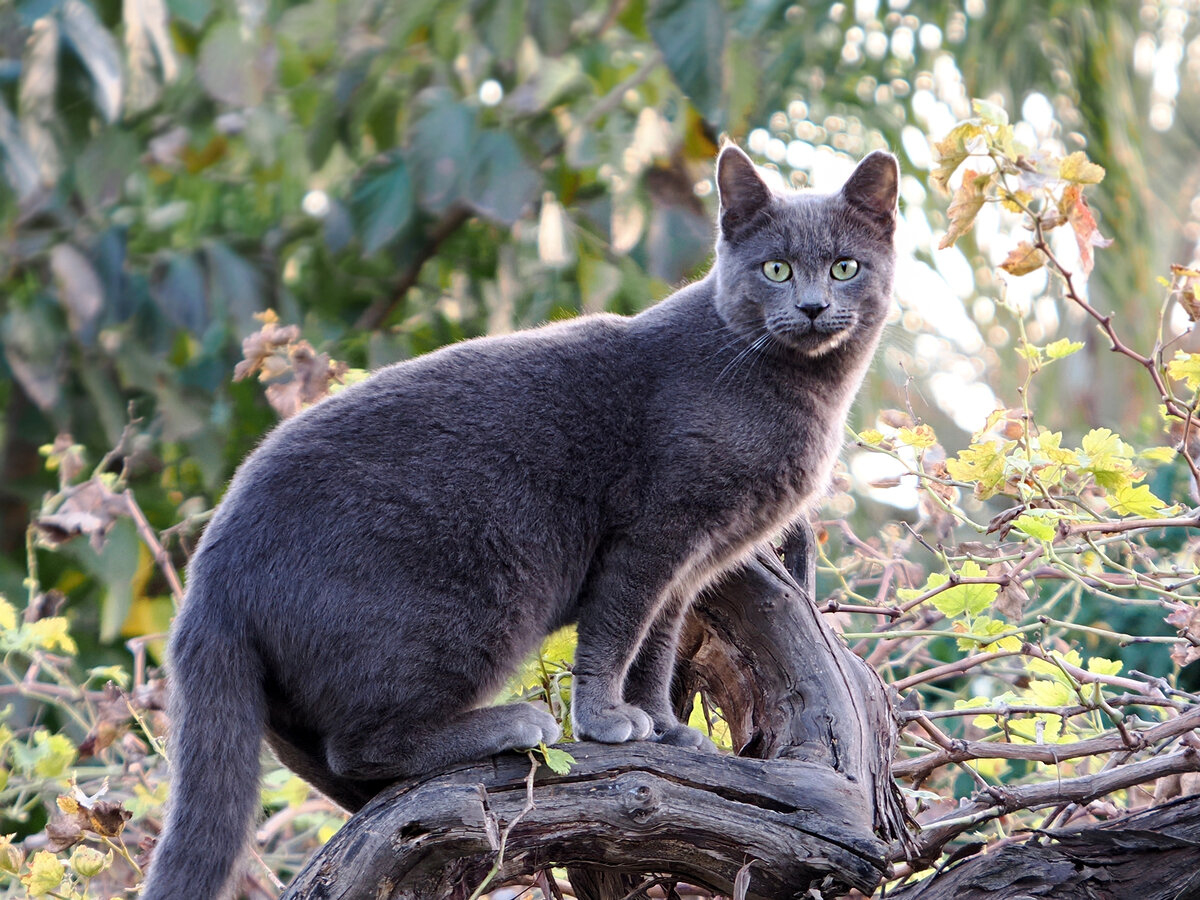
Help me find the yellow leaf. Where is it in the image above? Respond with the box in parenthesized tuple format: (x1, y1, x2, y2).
(0, 597, 15, 633)
(858, 429, 885, 445)
(1059, 151, 1106, 185)
(898, 424, 937, 449)
(1168, 351, 1200, 391)
(1013, 514, 1056, 542)
(1139, 446, 1177, 463)
(25, 618, 77, 655)
(21, 851, 65, 897)
(1086, 656, 1123, 676)
(1110, 483, 1167, 518)
(945, 440, 1012, 499)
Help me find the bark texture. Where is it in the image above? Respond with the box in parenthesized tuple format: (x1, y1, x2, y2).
(890, 793, 1200, 900)
(282, 525, 910, 899)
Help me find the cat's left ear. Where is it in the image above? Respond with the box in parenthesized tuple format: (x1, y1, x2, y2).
(717, 143, 772, 239)
(841, 150, 900, 229)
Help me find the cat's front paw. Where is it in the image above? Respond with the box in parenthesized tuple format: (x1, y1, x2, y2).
(654, 724, 718, 752)
(506, 702, 562, 750)
(575, 702, 654, 743)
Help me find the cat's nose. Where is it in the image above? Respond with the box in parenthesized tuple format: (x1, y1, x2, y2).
(796, 299, 829, 319)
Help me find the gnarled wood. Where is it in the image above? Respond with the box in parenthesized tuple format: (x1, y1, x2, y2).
(282, 525, 910, 899)
(890, 793, 1200, 900)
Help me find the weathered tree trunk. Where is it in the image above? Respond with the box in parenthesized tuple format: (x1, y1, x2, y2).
(282, 525, 910, 899)
(889, 793, 1200, 900)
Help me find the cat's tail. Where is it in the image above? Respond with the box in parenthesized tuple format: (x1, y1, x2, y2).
(139, 597, 266, 900)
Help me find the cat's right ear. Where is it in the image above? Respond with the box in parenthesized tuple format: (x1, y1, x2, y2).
(717, 144, 771, 240)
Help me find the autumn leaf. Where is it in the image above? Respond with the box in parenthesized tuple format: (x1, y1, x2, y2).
(930, 121, 983, 192)
(939, 169, 989, 249)
(999, 241, 1046, 276)
(1059, 185, 1112, 276)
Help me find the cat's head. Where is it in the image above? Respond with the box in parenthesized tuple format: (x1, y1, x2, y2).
(712, 144, 899, 359)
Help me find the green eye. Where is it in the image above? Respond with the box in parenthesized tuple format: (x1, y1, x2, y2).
(831, 258, 859, 281)
(762, 260, 792, 282)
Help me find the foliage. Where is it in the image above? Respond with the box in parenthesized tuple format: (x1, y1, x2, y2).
(0, 0, 1198, 898)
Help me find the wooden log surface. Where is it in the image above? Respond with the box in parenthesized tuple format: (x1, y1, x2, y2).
(282, 743, 889, 900)
(889, 793, 1200, 900)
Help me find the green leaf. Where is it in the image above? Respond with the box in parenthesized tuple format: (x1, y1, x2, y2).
(1045, 338, 1084, 359)
(1167, 351, 1200, 391)
(1087, 656, 1123, 676)
(350, 155, 415, 256)
(61, 0, 124, 122)
(468, 131, 540, 225)
(929, 560, 997, 618)
(196, 19, 268, 107)
(12, 731, 77, 778)
(648, 0, 726, 123)
(1013, 514, 1055, 542)
(945, 440, 1011, 498)
(538, 743, 575, 775)
(1027, 678, 1073, 708)
(1027, 649, 1082, 686)
(1079, 427, 1138, 491)
(409, 99, 477, 214)
(958, 616, 1021, 652)
(1109, 483, 1167, 518)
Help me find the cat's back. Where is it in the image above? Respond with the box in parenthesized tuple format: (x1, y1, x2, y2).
(190, 312, 653, 590)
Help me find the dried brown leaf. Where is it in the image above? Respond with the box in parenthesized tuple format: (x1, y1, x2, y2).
(938, 169, 989, 250)
(35, 478, 129, 551)
(999, 241, 1046, 277)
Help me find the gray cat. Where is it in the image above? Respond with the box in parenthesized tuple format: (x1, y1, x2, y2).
(140, 144, 898, 900)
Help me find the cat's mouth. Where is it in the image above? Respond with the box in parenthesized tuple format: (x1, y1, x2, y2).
(767, 314, 856, 356)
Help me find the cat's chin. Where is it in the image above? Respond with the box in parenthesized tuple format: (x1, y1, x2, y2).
(772, 326, 854, 357)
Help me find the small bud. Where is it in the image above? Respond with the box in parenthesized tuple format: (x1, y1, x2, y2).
(69, 846, 111, 878)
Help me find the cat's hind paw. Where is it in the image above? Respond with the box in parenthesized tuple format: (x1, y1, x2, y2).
(574, 702, 654, 743)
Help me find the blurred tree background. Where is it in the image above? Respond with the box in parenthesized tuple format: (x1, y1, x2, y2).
(1, 0, 1199, 897)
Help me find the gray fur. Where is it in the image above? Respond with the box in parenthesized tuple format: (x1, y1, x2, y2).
(139, 146, 898, 900)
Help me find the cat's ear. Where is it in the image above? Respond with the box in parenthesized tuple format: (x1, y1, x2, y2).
(841, 150, 900, 228)
(717, 144, 772, 239)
